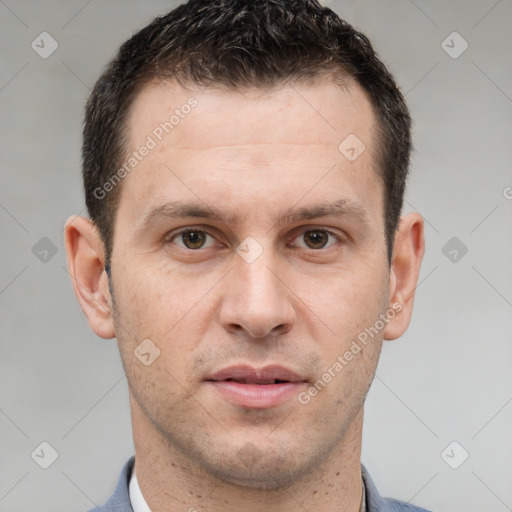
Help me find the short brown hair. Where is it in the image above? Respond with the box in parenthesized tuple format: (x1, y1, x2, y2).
(82, 0, 412, 266)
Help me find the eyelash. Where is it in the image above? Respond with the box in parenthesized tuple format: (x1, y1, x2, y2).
(165, 226, 344, 251)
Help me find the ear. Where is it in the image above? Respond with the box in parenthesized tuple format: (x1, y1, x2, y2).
(64, 215, 116, 339)
(384, 212, 425, 340)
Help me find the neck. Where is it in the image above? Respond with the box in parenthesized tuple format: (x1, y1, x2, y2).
(131, 397, 364, 512)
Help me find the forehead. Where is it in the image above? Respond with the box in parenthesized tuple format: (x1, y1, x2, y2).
(118, 78, 382, 229)
(126, 78, 376, 150)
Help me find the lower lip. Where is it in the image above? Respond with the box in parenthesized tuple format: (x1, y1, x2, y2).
(206, 381, 307, 409)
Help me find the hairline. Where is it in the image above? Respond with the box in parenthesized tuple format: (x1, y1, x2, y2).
(103, 70, 392, 266)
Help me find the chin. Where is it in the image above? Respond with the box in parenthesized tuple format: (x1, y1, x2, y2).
(210, 459, 306, 490)
(193, 438, 324, 491)
(223, 474, 296, 491)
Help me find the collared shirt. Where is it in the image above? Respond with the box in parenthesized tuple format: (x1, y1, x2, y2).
(128, 464, 367, 512)
(128, 467, 152, 512)
(91, 456, 432, 512)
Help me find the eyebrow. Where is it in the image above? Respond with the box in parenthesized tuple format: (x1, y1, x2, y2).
(135, 198, 369, 234)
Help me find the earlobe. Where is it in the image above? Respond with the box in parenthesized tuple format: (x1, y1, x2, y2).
(384, 212, 425, 341)
(64, 215, 116, 339)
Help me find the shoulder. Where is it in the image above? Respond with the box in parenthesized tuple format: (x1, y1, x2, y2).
(86, 456, 135, 512)
(382, 497, 433, 511)
(361, 463, 433, 512)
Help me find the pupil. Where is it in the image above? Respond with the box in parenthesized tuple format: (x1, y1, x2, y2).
(185, 231, 205, 248)
(306, 231, 327, 249)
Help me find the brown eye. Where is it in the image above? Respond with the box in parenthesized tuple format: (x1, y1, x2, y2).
(169, 229, 215, 250)
(182, 231, 206, 249)
(303, 230, 329, 249)
(293, 229, 340, 250)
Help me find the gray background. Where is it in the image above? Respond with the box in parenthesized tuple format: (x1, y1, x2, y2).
(1, 1, 511, 511)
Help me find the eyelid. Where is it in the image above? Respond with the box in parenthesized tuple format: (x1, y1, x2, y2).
(165, 226, 220, 248)
(288, 227, 343, 248)
(165, 225, 345, 250)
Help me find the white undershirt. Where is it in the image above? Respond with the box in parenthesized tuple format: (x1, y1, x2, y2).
(129, 466, 152, 512)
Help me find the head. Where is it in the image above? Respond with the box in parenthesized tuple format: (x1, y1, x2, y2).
(82, 0, 412, 269)
(66, 0, 424, 491)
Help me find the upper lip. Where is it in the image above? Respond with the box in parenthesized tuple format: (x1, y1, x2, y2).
(207, 365, 307, 384)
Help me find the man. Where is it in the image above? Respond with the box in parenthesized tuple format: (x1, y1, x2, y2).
(64, 0, 429, 510)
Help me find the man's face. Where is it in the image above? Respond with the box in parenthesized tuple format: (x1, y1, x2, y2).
(110, 78, 392, 487)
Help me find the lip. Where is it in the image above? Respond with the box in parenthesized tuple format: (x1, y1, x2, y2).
(208, 364, 306, 383)
(205, 364, 308, 409)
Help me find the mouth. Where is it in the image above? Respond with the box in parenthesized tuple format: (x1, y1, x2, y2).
(217, 378, 294, 384)
(205, 364, 308, 409)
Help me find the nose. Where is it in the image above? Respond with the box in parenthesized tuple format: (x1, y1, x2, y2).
(218, 249, 296, 340)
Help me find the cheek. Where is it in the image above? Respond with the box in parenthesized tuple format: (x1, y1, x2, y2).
(297, 262, 390, 346)
(112, 268, 200, 419)
(111, 261, 214, 374)
(113, 260, 198, 333)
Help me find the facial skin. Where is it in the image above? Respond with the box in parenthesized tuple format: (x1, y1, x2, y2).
(65, 77, 424, 512)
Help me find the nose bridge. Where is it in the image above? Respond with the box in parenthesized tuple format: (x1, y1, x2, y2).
(239, 243, 279, 304)
(220, 237, 295, 338)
